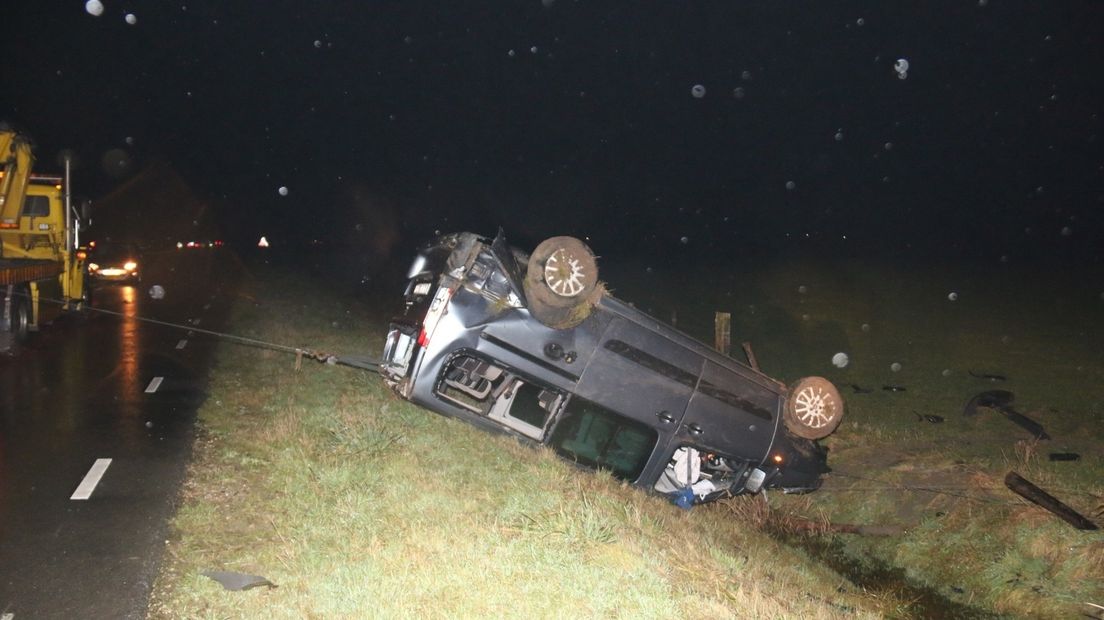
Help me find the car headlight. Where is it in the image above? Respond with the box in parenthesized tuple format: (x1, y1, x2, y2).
(124, 261, 138, 271)
(88, 262, 99, 272)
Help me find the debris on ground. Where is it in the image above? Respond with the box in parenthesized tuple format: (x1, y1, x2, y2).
(201, 570, 277, 591)
(963, 390, 1050, 440)
(1048, 452, 1081, 462)
(1004, 471, 1098, 531)
(913, 412, 944, 424)
(968, 370, 1008, 381)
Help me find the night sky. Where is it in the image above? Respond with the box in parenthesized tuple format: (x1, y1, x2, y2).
(4, 1, 1103, 262)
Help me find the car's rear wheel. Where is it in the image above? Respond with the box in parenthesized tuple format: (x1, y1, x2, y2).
(523, 236, 603, 329)
(783, 376, 844, 439)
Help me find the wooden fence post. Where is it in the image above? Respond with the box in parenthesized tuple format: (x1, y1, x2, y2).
(714, 312, 731, 356)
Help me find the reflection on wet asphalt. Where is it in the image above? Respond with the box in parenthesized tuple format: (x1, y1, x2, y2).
(0, 249, 239, 618)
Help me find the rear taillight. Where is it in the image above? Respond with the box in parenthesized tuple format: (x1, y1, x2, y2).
(418, 285, 453, 349)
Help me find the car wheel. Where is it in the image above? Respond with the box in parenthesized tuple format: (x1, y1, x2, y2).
(783, 377, 844, 440)
(523, 236, 603, 329)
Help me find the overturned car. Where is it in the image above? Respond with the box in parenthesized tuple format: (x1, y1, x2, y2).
(382, 231, 843, 505)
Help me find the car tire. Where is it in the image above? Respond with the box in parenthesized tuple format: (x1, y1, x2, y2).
(523, 236, 603, 329)
(783, 376, 844, 440)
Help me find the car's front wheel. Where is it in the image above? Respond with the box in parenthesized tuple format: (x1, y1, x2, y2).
(523, 236, 603, 329)
(783, 376, 844, 439)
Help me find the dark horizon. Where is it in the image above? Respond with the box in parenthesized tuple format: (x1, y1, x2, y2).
(4, 1, 1102, 264)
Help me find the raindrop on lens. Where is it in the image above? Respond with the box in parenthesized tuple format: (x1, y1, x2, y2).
(733, 87, 745, 99)
(785, 180, 796, 191)
(530, 46, 538, 54)
(884, 142, 893, 150)
(691, 84, 706, 98)
(314, 40, 322, 48)
(894, 58, 909, 80)
(508, 49, 516, 57)
(679, 236, 689, 244)
(942, 369, 952, 377)
(834, 130, 844, 142)
(278, 186, 289, 196)
(890, 362, 902, 372)
(125, 13, 137, 25)
(797, 285, 807, 294)
(832, 352, 850, 368)
(1060, 226, 1072, 237)
(85, 0, 104, 17)
(125, 136, 134, 145)
(741, 70, 752, 81)
(947, 292, 958, 301)
(861, 323, 871, 332)
(856, 18, 865, 26)
(149, 285, 166, 300)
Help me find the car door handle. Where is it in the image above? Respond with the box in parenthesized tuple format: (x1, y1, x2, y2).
(656, 411, 675, 424)
(686, 422, 703, 435)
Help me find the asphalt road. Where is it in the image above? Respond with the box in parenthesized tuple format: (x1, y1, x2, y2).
(0, 248, 240, 618)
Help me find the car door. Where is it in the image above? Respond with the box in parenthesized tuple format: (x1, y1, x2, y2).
(678, 360, 780, 462)
(573, 316, 700, 436)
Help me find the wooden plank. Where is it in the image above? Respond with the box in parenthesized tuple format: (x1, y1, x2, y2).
(1004, 471, 1098, 530)
(713, 311, 731, 356)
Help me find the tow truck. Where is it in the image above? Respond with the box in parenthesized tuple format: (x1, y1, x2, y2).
(0, 125, 89, 353)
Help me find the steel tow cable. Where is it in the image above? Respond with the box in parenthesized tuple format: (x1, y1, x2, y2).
(12, 291, 383, 373)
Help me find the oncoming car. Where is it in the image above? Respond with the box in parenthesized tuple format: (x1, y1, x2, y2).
(88, 241, 141, 283)
(382, 231, 844, 506)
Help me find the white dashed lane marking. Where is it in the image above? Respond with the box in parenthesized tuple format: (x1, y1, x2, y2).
(71, 459, 112, 500)
(176, 339, 188, 350)
(145, 376, 164, 393)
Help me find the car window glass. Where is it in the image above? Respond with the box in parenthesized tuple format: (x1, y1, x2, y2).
(549, 397, 657, 481)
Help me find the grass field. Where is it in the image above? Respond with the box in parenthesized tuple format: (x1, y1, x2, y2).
(149, 253, 1103, 618)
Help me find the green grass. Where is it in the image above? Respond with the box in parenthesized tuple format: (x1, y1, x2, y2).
(603, 257, 1104, 619)
(148, 267, 888, 619)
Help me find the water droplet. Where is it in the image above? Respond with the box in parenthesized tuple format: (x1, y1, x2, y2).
(894, 58, 909, 80)
(832, 352, 850, 368)
(834, 130, 844, 142)
(884, 142, 893, 151)
(740, 70, 752, 81)
(947, 292, 958, 301)
(125, 136, 134, 146)
(1001, 335, 1011, 344)
(890, 362, 902, 372)
(861, 323, 871, 332)
(530, 46, 538, 54)
(679, 236, 689, 244)
(314, 40, 322, 48)
(691, 84, 706, 98)
(278, 186, 289, 196)
(785, 180, 796, 191)
(148, 285, 166, 300)
(797, 285, 808, 294)
(125, 12, 137, 25)
(942, 369, 952, 377)
(856, 17, 865, 26)
(802, 314, 810, 321)
(508, 49, 516, 57)
(1060, 226, 1072, 237)
(732, 87, 745, 99)
(85, 0, 104, 17)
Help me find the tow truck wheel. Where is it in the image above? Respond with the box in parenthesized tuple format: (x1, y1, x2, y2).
(524, 236, 602, 329)
(783, 376, 844, 440)
(8, 290, 30, 344)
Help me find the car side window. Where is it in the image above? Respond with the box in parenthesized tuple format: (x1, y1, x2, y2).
(549, 397, 657, 481)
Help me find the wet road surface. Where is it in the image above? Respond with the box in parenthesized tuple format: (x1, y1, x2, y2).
(0, 249, 240, 618)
